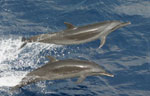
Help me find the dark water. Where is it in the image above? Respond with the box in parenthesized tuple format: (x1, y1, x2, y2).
(0, 0, 150, 96)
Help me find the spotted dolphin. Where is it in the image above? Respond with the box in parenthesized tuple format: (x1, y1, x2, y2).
(11, 56, 114, 90)
(20, 20, 131, 48)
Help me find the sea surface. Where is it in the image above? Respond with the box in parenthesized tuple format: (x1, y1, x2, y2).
(0, 0, 150, 96)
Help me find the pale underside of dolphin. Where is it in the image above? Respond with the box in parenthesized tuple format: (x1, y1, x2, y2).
(20, 20, 131, 49)
(11, 56, 114, 91)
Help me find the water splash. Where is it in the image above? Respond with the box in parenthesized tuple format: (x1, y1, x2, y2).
(0, 71, 27, 87)
(0, 36, 62, 87)
(0, 37, 22, 63)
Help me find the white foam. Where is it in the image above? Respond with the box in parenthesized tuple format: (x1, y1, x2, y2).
(0, 37, 22, 63)
(0, 37, 62, 87)
(0, 72, 27, 87)
(0, 37, 23, 87)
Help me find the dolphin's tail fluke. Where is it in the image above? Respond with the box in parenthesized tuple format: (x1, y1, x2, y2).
(19, 42, 27, 49)
(22, 37, 27, 42)
(19, 37, 28, 49)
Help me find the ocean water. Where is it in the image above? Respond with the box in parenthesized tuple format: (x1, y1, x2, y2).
(0, 0, 150, 96)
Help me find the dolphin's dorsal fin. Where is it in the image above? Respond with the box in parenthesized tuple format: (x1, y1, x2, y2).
(64, 22, 75, 29)
(46, 56, 57, 62)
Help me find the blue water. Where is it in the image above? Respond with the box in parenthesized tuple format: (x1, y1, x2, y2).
(0, 0, 150, 96)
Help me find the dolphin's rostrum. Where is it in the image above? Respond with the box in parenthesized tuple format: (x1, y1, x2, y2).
(11, 56, 114, 90)
(20, 20, 131, 48)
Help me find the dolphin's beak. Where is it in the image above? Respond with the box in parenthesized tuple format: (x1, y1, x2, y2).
(102, 72, 114, 77)
(111, 21, 131, 32)
(120, 21, 131, 27)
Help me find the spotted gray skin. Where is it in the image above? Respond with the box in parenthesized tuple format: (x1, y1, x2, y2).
(11, 56, 114, 90)
(20, 20, 131, 48)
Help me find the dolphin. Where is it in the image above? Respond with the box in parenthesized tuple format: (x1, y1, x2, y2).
(20, 20, 131, 49)
(11, 56, 114, 90)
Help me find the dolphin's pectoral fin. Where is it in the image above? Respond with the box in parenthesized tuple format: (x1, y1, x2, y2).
(99, 36, 106, 48)
(46, 56, 57, 62)
(75, 75, 86, 84)
(64, 22, 75, 29)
